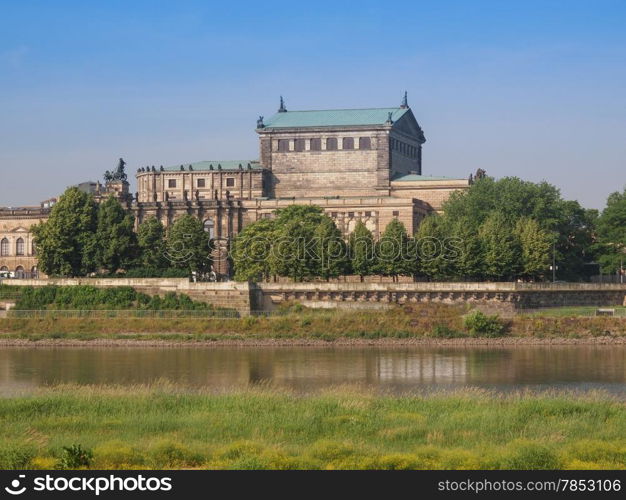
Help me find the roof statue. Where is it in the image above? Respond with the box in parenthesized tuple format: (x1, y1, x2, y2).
(278, 96, 287, 113)
(401, 91, 408, 109)
(103, 158, 128, 183)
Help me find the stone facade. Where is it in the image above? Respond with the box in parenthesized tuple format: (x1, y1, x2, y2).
(0, 207, 49, 277)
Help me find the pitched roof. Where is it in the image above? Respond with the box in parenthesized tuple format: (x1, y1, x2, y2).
(262, 107, 410, 129)
(163, 160, 263, 172)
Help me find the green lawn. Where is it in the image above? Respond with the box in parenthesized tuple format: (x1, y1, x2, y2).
(0, 386, 624, 470)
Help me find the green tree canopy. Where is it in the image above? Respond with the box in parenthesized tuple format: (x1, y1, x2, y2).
(441, 176, 597, 281)
(314, 217, 349, 280)
(375, 219, 416, 281)
(595, 187, 626, 273)
(166, 215, 212, 275)
(479, 212, 521, 281)
(31, 187, 98, 277)
(348, 221, 375, 280)
(136, 216, 168, 270)
(514, 217, 552, 280)
(231, 218, 276, 281)
(94, 196, 137, 273)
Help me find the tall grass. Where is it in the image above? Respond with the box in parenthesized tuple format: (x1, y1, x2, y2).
(0, 386, 624, 470)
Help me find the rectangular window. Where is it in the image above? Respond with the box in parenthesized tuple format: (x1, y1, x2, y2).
(226, 178, 235, 187)
(168, 179, 176, 188)
(342, 137, 354, 150)
(359, 137, 371, 150)
(197, 179, 206, 188)
(310, 138, 321, 151)
(348, 212, 354, 218)
(331, 212, 338, 218)
(326, 137, 338, 151)
(278, 139, 289, 152)
(393, 210, 400, 217)
(295, 139, 306, 152)
(365, 211, 371, 217)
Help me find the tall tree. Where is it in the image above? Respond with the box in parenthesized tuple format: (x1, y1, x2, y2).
(314, 217, 349, 280)
(449, 216, 484, 281)
(442, 176, 596, 280)
(94, 196, 137, 273)
(31, 187, 98, 277)
(136, 216, 167, 270)
(348, 221, 376, 281)
(375, 219, 415, 281)
(268, 219, 318, 281)
(231, 218, 276, 281)
(479, 212, 521, 280)
(514, 217, 552, 280)
(166, 215, 212, 275)
(595, 187, 626, 274)
(415, 215, 449, 280)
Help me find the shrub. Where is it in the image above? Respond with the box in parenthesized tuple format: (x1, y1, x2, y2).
(58, 444, 93, 469)
(464, 311, 505, 337)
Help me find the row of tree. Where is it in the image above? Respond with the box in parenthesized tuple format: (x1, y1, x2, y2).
(231, 177, 625, 282)
(32, 187, 212, 277)
(230, 204, 556, 282)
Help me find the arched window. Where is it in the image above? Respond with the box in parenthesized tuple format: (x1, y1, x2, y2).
(16, 238, 24, 256)
(359, 137, 371, 150)
(326, 138, 337, 151)
(0, 266, 8, 272)
(342, 137, 354, 150)
(203, 219, 215, 240)
(15, 266, 24, 278)
(31, 266, 38, 279)
(0, 238, 8, 256)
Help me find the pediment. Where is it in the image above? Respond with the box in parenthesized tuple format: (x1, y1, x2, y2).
(392, 109, 426, 142)
(12, 227, 29, 233)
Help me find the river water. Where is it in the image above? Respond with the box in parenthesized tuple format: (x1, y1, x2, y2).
(0, 345, 624, 396)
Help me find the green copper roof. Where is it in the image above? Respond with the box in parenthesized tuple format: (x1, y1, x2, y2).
(392, 174, 459, 182)
(262, 108, 410, 129)
(164, 160, 263, 172)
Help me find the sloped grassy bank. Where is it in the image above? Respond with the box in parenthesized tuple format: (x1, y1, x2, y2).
(0, 386, 624, 470)
(1, 304, 626, 343)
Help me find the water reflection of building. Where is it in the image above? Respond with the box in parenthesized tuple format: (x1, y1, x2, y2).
(377, 353, 468, 384)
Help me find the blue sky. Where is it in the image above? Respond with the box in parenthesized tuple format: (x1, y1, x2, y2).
(1, 0, 625, 209)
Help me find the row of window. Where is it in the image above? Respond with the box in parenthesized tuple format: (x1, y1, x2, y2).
(0, 265, 38, 278)
(391, 138, 419, 159)
(0, 237, 31, 256)
(277, 137, 372, 152)
(167, 178, 236, 189)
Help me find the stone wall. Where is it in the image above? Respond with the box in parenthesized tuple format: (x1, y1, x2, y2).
(6, 279, 624, 317)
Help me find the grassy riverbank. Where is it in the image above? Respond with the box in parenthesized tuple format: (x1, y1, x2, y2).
(1, 305, 626, 343)
(0, 386, 624, 470)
